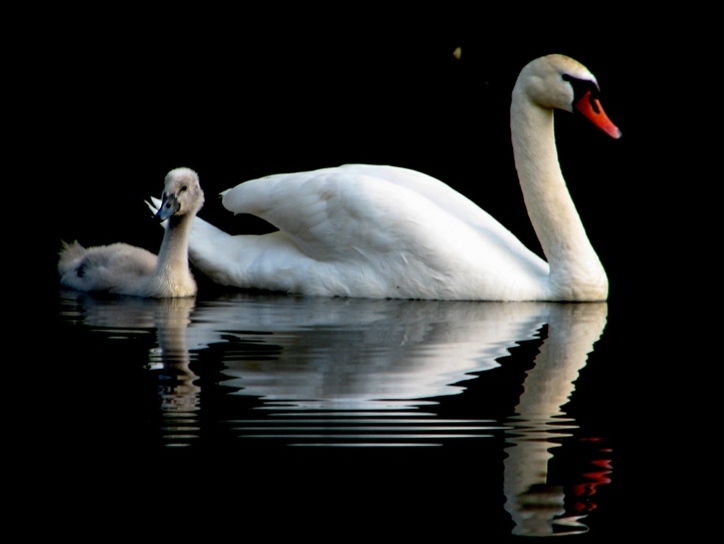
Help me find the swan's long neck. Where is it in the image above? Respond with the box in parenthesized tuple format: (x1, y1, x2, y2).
(155, 213, 195, 291)
(511, 92, 608, 301)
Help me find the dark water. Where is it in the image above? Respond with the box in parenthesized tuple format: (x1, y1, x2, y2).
(38, 287, 653, 540)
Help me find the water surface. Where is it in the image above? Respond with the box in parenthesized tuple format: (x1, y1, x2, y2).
(49, 289, 620, 538)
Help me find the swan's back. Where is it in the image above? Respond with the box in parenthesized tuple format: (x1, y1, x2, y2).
(226, 164, 515, 238)
(212, 164, 549, 299)
(224, 165, 543, 262)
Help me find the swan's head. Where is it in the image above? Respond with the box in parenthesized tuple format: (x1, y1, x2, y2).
(515, 54, 621, 139)
(156, 167, 205, 222)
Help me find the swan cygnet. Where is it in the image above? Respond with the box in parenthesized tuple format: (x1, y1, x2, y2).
(156, 54, 621, 301)
(58, 167, 205, 298)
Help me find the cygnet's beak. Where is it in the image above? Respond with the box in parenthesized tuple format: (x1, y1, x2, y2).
(155, 193, 180, 222)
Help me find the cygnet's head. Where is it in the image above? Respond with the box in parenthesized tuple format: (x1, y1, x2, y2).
(156, 167, 205, 221)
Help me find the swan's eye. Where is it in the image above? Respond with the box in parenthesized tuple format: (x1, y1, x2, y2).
(180, 185, 188, 192)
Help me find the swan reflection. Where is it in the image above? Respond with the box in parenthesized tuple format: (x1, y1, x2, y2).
(503, 303, 611, 536)
(146, 297, 200, 413)
(189, 295, 549, 410)
(59, 289, 611, 536)
(60, 292, 202, 441)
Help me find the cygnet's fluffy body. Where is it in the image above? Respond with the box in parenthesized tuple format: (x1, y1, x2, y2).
(58, 167, 205, 298)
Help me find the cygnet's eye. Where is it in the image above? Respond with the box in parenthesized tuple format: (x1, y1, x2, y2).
(180, 185, 188, 192)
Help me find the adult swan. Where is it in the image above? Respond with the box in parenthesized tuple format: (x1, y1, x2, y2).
(173, 54, 621, 300)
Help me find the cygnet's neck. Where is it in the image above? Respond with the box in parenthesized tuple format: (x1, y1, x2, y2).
(511, 96, 607, 301)
(155, 213, 195, 291)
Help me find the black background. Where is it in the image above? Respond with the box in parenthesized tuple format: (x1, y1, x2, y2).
(20, 8, 703, 541)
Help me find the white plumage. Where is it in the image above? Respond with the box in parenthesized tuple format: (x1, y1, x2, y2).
(157, 54, 621, 300)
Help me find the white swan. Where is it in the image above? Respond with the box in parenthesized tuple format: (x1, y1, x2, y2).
(59, 167, 205, 298)
(162, 54, 621, 301)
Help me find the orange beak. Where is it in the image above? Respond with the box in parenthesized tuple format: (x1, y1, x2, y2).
(574, 90, 622, 139)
